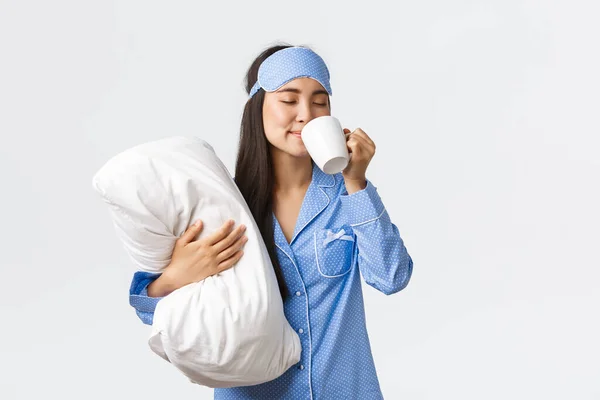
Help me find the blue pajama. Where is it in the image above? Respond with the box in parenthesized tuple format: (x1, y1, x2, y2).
(128, 164, 413, 399)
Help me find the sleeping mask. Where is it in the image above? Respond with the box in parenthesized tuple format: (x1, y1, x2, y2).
(248, 46, 333, 99)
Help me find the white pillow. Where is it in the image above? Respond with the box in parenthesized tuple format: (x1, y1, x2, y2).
(92, 136, 301, 388)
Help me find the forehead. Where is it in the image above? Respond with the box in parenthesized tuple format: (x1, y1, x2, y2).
(275, 77, 328, 95)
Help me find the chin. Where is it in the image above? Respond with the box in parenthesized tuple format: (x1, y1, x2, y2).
(289, 149, 310, 159)
(270, 142, 309, 158)
(285, 140, 309, 157)
(294, 145, 310, 156)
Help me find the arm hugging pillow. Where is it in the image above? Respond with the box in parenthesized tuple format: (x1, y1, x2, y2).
(92, 136, 301, 388)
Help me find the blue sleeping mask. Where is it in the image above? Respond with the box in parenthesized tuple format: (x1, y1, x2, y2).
(248, 46, 333, 99)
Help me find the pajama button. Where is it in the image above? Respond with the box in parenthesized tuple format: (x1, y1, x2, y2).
(298, 328, 304, 334)
(299, 365, 304, 370)
(295, 291, 302, 296)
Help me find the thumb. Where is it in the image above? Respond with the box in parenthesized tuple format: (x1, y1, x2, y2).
(178, 220, 203, 246)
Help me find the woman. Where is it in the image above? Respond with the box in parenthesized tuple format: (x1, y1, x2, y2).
(129, 44, 413, 399)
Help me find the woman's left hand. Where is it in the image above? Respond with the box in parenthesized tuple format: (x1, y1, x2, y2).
(342, 127, 376, 189)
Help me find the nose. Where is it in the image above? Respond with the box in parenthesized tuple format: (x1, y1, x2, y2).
(295, 100, 314, 124)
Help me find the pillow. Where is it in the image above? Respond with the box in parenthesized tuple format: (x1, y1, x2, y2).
(92, 136, 301, 388)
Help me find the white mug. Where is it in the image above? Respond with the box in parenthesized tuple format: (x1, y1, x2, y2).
(301, 116, 349, 175)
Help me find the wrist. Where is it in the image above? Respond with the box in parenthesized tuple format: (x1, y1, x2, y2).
(343, 176, 367, 194)
(147, 271, 176, 297)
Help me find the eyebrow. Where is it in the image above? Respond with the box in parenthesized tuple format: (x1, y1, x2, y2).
(276, 88, 329, 96)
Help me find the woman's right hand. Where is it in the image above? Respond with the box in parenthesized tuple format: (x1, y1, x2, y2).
(147, 219, 248, 297)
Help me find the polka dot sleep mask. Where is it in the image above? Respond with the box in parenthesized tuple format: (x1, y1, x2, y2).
(248, 46, 333, 99)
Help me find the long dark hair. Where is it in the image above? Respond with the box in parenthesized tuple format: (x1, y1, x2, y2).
(234, 43, 295, 300)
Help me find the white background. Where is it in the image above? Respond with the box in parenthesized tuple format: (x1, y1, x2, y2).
(1, 0, 598, 399)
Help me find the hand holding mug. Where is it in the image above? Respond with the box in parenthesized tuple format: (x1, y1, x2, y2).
(341, 127, 376, 185)
(301, 115, 376, 191)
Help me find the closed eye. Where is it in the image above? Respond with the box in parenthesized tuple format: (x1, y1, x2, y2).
(280, 101, 328, 106)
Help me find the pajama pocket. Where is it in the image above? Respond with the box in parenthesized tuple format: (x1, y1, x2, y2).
(314, 226, 356, 278)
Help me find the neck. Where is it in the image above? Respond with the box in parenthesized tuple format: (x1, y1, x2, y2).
(271, 149, 313, 193)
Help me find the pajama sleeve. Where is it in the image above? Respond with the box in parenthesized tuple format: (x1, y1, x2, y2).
(340, 179, 413, 295)
(128, 271, 164, 325)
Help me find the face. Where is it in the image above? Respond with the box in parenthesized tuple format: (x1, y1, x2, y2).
(262, 77, 331, 158)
